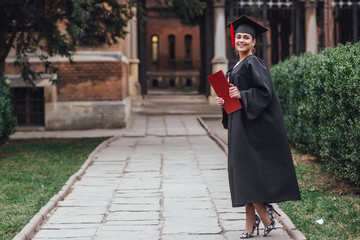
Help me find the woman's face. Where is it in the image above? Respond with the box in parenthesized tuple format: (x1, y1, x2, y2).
(235, 33, 255, 54)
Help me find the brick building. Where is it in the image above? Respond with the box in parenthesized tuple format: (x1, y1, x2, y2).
(5, 0, 359, 130)
(5, 12, 139, 130)
(146, 0, 201, 91)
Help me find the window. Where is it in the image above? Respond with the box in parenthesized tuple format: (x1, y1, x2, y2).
(185, 34, 192, 69)
(169, 79, 175, 87)
(12, 87, 45, 126)
(186, 79, 192, 87)
(185, 35, 192, 60)
(168, 35, 176, 61)
(151, 35, 159, 62)
(152, 79, 159, 87)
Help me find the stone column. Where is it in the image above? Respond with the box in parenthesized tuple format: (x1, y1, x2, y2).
(324, 0, 335, 48)
(305, 0, 318, 53)
(127, 7, 142, 106)
(211, 0, 228, 104)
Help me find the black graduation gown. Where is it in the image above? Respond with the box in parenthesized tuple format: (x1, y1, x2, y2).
(222, 55, 301, 207)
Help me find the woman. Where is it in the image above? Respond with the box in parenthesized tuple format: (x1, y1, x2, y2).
(216, 16, 301, 238)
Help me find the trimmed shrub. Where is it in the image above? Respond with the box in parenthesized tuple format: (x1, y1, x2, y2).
(271, 42, 360, 187)
(0, 74, 16, 145)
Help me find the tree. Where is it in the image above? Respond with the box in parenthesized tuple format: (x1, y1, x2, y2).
(0, 0, 136, 85)
(169, 0, 206, 25)
(0, 0, 206, 85)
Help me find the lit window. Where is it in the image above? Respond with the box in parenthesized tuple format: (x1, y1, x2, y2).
(152, 35, 159, 61)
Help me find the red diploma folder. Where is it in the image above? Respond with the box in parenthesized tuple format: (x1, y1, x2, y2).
(207, 70, 243, 114)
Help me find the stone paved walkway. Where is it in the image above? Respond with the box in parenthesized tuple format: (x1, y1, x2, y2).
(29, 114, 293, 240)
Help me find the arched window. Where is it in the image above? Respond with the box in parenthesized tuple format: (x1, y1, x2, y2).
(185, 34, 192, 61)
(151, 35, 159, 62)
(168, 35, 176, 61)
(185, 34, 192, 69)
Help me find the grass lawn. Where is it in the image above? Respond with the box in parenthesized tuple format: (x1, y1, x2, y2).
(0, 137, 108, 240)
(279, 149, 360, 240)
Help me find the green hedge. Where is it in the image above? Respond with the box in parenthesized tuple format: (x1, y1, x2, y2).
(270, 43, 360, 187)
(0, 74, 16, 145)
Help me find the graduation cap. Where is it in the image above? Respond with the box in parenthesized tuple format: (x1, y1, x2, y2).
(226, 16, 268, 48)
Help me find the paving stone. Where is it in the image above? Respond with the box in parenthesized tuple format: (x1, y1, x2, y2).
(102, 220, 159, 226)
(217, 208, 244, 214)
(51, 206, 108, 216)
(137, 134, 164, 145)
(210, 191, 234, 200)
(84, 168, 125, 174)
(122, 172, 161, 178)
(219, 212, 246, 220)
(225, 228, 291, 240)
(162, 184, 208, 193)
(33, 237, 92, 240)
(79, 172, 122, 178)
(111, 197, 160, 204)
(224, 231, 243, 240)
(109, 138, 139, 147)
(76, 181, 119, 187)
(98, 225, 159, 231)
(33, 228, 97, 238)
(40, 223, 101, 229)
(162, 217, 222, 234)
(100, 147, 133, 153)
(163, 201, 214, 210)
(95, 156, 128, 161)
(163, 209, 217, 218)
(114, 191, 161, 198)
(162, 235, 224, 240)
(106, 212, 159, 221)
(95, 230, 159, 240)
(115, 180, 161, 190)
(212, 199, 233, 209)
(66, 190, 114, 199)
(45, 214, 104, 224)
(57, 199, 110, 207)
(220, 219, 246, 231)
(109, 203, 160, 212)
(124, 129, 146, 137)
(163, 177, 203, 183)
(164, 191, 208, 198)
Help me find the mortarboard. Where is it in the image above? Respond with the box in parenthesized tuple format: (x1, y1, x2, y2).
(226, 16, 268, 48)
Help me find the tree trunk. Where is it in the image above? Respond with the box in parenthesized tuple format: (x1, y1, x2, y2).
(0, 60, 5, 76)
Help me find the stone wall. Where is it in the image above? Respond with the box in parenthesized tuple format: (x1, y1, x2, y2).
(45, 99, 130, 130)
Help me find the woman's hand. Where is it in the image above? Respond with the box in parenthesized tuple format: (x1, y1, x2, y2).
(229, 84, 241, 99)
(216, 97, 225, 108)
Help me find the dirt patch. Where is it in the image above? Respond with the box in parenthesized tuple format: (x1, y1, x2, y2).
(292, 149, 360, 196)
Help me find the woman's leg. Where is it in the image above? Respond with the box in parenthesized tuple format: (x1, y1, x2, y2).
(245, 204, 256, 233)
(253, 203, 271, 227)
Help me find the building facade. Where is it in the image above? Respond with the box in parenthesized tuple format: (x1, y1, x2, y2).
(5, 8, 140, 130)
(145, 0, 201, 92)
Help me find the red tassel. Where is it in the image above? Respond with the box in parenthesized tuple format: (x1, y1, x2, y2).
(231, 23, 235, 48)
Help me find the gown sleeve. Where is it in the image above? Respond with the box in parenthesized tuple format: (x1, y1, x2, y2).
(239, 57, 274, 120)
(221, 69, 232, 129)
(222, 108, 228, 129)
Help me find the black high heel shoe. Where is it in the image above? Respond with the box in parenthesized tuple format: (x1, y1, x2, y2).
(263, 204, 280, 237)
(240, 214, 261, 239)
